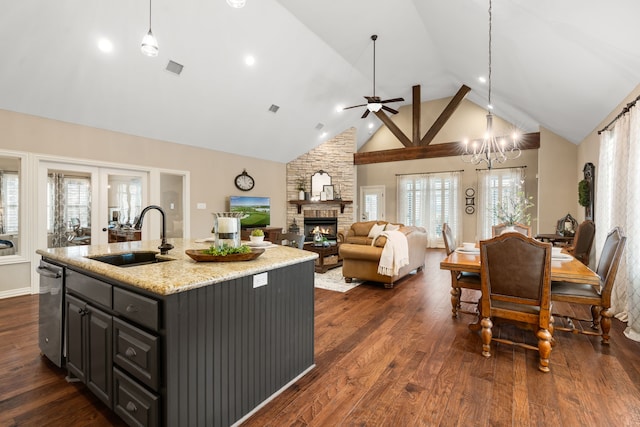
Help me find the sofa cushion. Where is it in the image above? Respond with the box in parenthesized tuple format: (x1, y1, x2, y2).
(351, 221, 379, 237)
(368, 223, 386, 239)
(385, 223, 400, 232)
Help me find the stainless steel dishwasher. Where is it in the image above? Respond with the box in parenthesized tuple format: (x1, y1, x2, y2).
(37, 259, 65, 368)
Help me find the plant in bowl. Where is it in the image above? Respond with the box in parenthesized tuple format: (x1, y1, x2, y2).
(250, 229, 265, 243)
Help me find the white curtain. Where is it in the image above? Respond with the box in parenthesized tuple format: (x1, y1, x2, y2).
(596, 103, 640, 341)
(476, 167, 526, 240)
(397, 171, 462, 248)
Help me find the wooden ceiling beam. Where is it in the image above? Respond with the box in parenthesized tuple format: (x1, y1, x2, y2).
(373, 110, 413, 147)
(412, 85, 421, 145)
(420, 84, 471, 146)
(353, 132, 540, 165)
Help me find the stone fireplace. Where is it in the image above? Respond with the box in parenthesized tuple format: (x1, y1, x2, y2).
(303, 217, 338, 242)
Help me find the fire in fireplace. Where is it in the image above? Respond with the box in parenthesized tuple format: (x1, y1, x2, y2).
(303, 217, 338, 242)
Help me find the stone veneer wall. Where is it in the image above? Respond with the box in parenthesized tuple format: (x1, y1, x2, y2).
(286, 128, 356, 237)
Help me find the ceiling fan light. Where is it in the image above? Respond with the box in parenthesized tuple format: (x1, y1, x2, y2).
(367, 102, 382, 112)
(226, 0, 246, 8)
(141, 29, 158, 57)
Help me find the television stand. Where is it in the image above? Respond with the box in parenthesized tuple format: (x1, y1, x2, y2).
(241, 227, 283, 242)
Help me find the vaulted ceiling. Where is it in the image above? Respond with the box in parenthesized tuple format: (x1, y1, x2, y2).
(1, 0, 638, 163)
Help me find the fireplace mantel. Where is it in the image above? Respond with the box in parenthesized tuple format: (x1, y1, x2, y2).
(289, 200, 353, 214)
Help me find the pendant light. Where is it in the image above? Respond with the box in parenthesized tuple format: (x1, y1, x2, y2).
(462, 0, 520, 169)
(141, 0, 158, 57)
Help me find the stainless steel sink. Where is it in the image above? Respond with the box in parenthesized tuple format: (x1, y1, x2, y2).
(87, 251, 173, 267)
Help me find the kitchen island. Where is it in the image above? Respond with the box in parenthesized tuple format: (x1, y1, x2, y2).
(37, 239, 317, 427)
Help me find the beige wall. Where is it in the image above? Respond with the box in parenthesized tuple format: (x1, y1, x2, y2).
(577, 83, 640, 221)
(537, 127, 578, 232)
(0, 108, 287, 297)
(357, 98, 539, 242)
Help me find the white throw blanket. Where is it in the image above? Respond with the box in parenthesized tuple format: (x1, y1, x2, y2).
(376, 230, 409, 277)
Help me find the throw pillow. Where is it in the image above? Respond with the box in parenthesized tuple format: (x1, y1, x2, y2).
(367, 223, 386, 239)
(385, 223, 400, 232)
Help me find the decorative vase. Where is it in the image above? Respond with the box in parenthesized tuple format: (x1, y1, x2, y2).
(298, 190, 305, 200)
(501, 225, 516, 235)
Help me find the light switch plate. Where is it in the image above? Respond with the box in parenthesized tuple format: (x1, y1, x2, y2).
(196, 203, 206, 209)
(253, 272, 268, 288)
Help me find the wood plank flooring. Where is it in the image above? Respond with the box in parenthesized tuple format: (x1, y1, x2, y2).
(2, 249, 640, 426)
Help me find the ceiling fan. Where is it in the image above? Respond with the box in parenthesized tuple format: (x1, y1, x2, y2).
(343, 35, 404, 119)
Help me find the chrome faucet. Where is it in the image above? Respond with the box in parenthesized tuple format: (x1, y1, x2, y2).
(133, 205, 174, 255)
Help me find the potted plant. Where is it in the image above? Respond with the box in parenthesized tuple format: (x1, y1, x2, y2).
(296, 177, 306, 200)
(493, 190, 534, 232)
(250, 228, 265, 243)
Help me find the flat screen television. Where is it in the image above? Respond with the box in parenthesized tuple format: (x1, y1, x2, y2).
(229, 196, 271, 228)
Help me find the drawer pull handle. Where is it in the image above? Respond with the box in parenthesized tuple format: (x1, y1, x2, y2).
(125, 347, 137, 358)
(126, 401, 137, 412)
(126, 304, 138, 313)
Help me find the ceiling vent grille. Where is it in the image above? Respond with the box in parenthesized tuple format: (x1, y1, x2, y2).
(166, 60, 184, 75)
(268, 104, 280, 113)
(315, 123, 324, 130)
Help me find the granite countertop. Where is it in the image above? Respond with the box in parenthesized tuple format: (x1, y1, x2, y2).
(36, 238, 317, 296)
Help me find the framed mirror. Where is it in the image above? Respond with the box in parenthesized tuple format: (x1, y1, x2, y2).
(311, 170, 331, 198)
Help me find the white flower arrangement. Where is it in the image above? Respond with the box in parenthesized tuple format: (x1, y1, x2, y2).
(493, 190, 534, 226)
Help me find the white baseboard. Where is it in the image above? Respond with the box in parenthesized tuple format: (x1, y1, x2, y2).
(0, 287, 32, 299)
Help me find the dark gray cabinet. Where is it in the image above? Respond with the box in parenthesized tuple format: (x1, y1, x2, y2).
(65, 292, 113, 408)
(51, 257, 315, 427)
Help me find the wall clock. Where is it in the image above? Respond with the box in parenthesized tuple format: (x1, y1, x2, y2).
(234, 170, 255, 191)
(465, 205, 475, 214)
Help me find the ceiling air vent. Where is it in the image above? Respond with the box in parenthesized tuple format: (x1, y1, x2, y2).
(166, 60, 184, 75)
(315, 123, 324, 130)
(268, 104, 280, 113)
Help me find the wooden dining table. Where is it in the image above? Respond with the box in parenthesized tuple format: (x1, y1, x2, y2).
(440, 248, 599, 285)
(440, 247, 600, 330)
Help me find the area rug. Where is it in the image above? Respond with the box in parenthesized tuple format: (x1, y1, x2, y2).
(314, 267, 364, 293)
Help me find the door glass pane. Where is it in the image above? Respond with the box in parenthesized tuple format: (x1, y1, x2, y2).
(107, 174, 143, 243)
(0, 156, 21, 255)
(47, 171, 92, 247)
(160, 173, 184, 238)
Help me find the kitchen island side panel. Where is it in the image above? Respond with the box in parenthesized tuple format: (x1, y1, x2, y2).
(164, 260, 315, 427)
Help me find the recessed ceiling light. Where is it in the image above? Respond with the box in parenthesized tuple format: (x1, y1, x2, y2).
(368, 123, 374, 129)
(245, 55, 255, 66)
(97, 38, 113, 53)
(320, 132, 328, 138)
(335, 105, 344, 113)
(478, 76, 487, 84)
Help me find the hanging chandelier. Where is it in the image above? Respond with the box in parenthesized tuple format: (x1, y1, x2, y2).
(462, 0, 520, 169)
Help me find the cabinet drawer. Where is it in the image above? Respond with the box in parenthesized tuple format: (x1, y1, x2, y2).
(66, 270, 112, 308)
(113, 367, 159, 427)
(113, 318, 159, 391)
(114, 287, 159, 331)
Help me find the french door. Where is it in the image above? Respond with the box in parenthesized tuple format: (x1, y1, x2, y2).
(359, 186, 385, 221)
(37, 161, 149, 249)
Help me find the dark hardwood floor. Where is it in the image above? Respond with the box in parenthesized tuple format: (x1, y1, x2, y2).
(2, 249, 640, 426)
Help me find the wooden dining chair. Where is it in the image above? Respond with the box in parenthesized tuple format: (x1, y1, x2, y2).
(564, 220, 595, 266)
(491, 222, 532, 237)
(276, 232, 306, 249)
(442, 223, 481, 318)
(479, 233, 553, 372)
(551, 226, 626, 344)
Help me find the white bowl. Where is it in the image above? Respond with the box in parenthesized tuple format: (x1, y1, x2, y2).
(462, 242, 476, 251)
(552, 247, 562, 256)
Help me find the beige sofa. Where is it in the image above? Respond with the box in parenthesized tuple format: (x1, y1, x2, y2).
(338, 221, 428, 288)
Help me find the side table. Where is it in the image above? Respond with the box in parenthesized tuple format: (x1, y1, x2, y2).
(303, 243, 342, 273)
